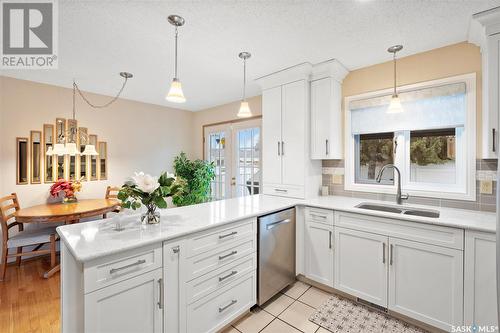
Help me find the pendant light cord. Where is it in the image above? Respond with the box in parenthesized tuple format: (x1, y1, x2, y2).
(73, 76, 129, 109)
(393, 52, 397, 97)
(174, 27, 179, 79)
(242, 58, 246, 101)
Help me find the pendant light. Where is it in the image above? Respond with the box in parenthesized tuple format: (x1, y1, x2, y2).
(166, 15, 186, 103)
(387, 45, 403, 113)
(237, 52, 252, 118)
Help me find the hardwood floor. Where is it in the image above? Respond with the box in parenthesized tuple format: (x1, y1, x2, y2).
(0, 257, 60, 333)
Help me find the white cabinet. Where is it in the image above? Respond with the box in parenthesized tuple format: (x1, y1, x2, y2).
(304, 220, 334, 287)
(334, 227, 388, 307)
(388, 238, 463, 331)
(464, 231, 498, 329)
(470, 8, 500, 158)
(257, 63, 321, 198)
(163, 240, 184, 333)
(310, 60, 347, 160)
(85, 268, 163, 333)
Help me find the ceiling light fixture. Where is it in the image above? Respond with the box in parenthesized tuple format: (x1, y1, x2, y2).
(387, 44, 403, 113)
(166, 15, 186, 103)
(237, 52, 252, 118)
(47, 72, 132, 156)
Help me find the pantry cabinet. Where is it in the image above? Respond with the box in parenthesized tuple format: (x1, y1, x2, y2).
(257, 63, 321, 198)
(310, 60, 348, 160)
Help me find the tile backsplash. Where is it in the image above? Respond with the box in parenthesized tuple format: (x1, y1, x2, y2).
(322, 159, 497, 212)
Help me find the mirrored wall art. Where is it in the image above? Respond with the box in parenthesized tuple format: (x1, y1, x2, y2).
(98, 142, 107, 180)
(16, 137, 29, 185)
(89, 135, 98, 180)
(43, 124, 55, 183)
(30, 130, 42, 184)
(55, 118, 66, 180)
(78, 127, 88, 181)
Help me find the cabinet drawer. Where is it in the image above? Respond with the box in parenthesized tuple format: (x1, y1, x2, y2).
(263, 184, 305, 199)
(305, 206, 334, 226)
(84, 243, 162, 293)
(186, 254, 256, 304)
(186, 272, 256, 333)
(186, 218, 256, 258)
(336, 212, 463, 250)
(185, 236, 256, 281)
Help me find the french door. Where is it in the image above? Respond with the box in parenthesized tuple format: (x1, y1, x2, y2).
(204, 119, 261, 200)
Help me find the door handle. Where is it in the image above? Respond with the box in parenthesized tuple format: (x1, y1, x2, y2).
(329, 231, 332, 249)
(157, 278, 164, 309)
(274, 188, 288, 193)
(218, 270, 238, 282)
(326, 139, 329, 156)
(390, 244, 394, 266)
(109, 259, 146, 274)
(172, 246, 180, 254)
(266, 218, 291, 230)
(219, 231, 237, 239)
(382, 243, 386, 264)
(278, 141, 281, 156)
(493, 128, 496, 152)
(218, 299, 237, 313)
(281, 141, 285, 155)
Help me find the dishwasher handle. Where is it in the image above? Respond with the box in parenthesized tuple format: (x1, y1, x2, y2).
(265, 218, 291, 230)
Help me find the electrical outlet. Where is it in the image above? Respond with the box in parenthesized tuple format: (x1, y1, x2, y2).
(332, 174, 343, 185)
(480, 180, 493, 194)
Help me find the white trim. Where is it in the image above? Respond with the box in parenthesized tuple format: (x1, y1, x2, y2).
(344, 73, 476, 201)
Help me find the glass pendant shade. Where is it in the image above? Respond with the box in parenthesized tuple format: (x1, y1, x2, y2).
(46, 146, 53, 156)
(52, 143, 66, 156)
(387, 95, 403, 113)
(166, 79, 186, 103)
(65, 142, 79, 156)
(82, 144, 99, 156)
(237, 101, 252, 118)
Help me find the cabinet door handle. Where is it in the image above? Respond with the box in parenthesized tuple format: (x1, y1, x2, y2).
(278, 141, 281, 156)
(382, 243, 386, 264)
(281, 141, 285, 155)
(274, 188, 288, 193)
(219, 270, 238, 282)
(326, 139, 329, 156)
(157, 278, 164, 309)
(218, 299, 237, 313)
(390, 244, 394, 266)
(310, 213, 327, 219)
(219, 250, 237, 260)
(493, 128, 496, 152)
(109, 259, 146, 274)
(329, 231, 332, 249)
(172, 246, 180, 254)
(219, 231, 237, 239)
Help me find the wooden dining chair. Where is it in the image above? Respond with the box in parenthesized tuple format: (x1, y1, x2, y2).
(103, 186, 121, 218)
(0, 193, 58, 281)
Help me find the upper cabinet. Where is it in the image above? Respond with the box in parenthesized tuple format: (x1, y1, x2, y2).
(257, 63, 322, 199)
(310, 60, 348, 160)
(469, 7, 500, 158)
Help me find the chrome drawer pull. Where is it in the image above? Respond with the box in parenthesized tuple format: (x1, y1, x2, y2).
(219, 231, 237, 239)
(274, 188, 288, 193)
(172, 246, 180, 254)
(382, 243, 386, 264)
(390, 244, 394, 266)
(218, 299, 237, 313)
(219, 250, 237, 260)
(329, 231, 332, 249)
(157, 278, 164, 309)
(310, 213, 327, 219)
(219, 270, 238, 282)
(109, 259, 146, 274)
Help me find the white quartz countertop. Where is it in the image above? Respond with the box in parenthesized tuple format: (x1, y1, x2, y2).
(57, 194, 496, 262)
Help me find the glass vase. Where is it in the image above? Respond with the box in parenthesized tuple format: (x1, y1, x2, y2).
(141, 205, 160, 224)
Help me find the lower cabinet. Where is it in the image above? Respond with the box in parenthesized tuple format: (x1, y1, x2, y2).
(84, 268, 163, 333)
(388, 238, 463, 331)
(163, 239, 184, 333)
(464, 231, 498, 329)
(304, 220, 334, 287)
(334, 227, 388, 307)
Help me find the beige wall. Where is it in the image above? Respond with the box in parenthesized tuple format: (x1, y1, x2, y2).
(0, 76, 195, 207)
(342, 41, 483, 155)
(191, 95, 262, 159)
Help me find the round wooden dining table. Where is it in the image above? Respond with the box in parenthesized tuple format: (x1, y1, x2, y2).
(15, 199, 120, 278)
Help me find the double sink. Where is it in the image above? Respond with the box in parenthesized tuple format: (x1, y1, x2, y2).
(355, 202, 440, 218)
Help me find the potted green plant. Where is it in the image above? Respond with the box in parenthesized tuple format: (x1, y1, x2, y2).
(117, 171, 185, 224)
(172, 152, 215, 207)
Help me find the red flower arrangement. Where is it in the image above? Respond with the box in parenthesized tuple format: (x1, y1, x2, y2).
(50, 179, 82, 203)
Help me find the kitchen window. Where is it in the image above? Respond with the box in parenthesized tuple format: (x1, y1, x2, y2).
(345, 74, 476, 201)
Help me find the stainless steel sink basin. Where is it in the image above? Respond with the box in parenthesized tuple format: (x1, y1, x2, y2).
(355, 203, 440, 218)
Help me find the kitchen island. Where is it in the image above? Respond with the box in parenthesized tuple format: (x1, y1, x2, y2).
(58, 194, 496, 333)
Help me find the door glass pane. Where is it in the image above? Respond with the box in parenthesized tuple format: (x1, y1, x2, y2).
(235, 127, 261, 197)
(208, 131, 226, 200)
(410, 128, 456, 184)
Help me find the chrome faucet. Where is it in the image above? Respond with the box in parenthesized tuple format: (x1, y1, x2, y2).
(376, 164, 409, 205)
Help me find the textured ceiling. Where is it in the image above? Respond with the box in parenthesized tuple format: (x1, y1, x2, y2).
(2, 0, 499, 111)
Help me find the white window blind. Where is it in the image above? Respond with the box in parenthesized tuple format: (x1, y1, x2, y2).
(350, 82, 466, 135)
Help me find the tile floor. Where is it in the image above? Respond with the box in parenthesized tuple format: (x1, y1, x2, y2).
(220, 280, 331, 333)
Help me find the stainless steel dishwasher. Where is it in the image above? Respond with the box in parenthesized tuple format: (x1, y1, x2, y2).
(257, 208, 296, 305)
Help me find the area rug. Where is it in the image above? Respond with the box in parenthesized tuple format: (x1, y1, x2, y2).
(309, 294, 428, 333)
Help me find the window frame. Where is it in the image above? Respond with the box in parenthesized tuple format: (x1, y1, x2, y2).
(344, 73, 476, 201)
